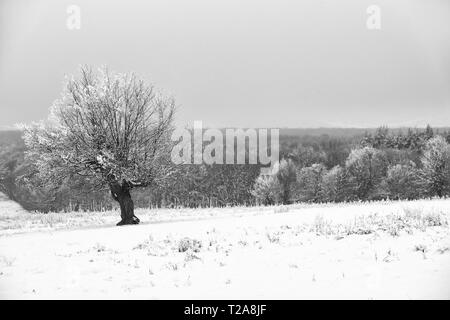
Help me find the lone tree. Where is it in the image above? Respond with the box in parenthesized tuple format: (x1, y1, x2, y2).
(23, 66, 175, 225)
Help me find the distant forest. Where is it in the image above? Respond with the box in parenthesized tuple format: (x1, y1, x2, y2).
(1, 126, 450, 212)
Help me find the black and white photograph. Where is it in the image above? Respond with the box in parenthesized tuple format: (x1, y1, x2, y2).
(0, 0, 449, 304)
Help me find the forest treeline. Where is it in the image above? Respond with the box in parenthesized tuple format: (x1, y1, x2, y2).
(1, 126, 449, 212)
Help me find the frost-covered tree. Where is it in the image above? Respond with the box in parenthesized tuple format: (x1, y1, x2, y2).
(345, 147, 387, 200)
(0, 147, 17, 201)
(251, 174, 281, 205)
(251, 160, 295, 205)
(274, 159, 297, 204)
(296, 163, 327, 202)
(420, 136, 450, 197)
(385, 162, 422, 200)
(320, 165, 352, 202)
(288, 146, 327, 168)
(22, 66, 175, 225)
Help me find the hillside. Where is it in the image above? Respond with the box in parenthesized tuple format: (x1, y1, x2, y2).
(0, 199, 449, 299)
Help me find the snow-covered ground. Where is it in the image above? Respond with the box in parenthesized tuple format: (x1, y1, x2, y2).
(0, 199, 449, 299)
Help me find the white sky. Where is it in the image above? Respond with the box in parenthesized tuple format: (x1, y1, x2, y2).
(0, 0, 449, 128)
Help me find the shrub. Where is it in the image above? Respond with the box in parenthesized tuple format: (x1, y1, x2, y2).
(178, 237, 202, 253)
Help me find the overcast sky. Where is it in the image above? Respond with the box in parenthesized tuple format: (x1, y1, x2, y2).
(0, 0, 449, 129)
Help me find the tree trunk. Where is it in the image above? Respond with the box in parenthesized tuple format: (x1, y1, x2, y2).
(109, 179, 140, 226)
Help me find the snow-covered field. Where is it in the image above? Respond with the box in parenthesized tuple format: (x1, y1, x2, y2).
(0, 198, 449, 299)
